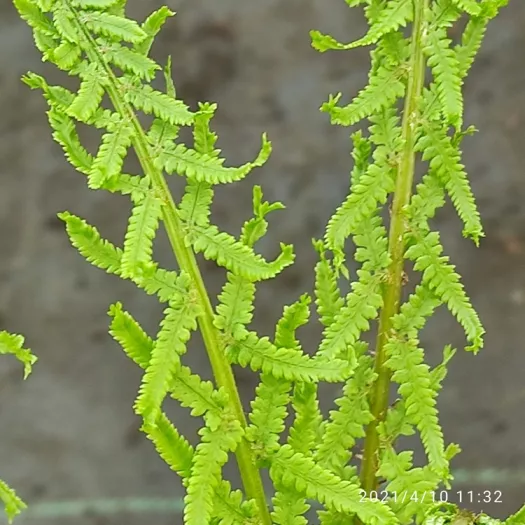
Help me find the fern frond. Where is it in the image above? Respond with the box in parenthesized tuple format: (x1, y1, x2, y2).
(104, 43, 160, 81)
(50, 40, 82, 69)
(313, 242, 345, 328)
(0, 480, 26, 525)
(455, 1, 506, 79)
(315, 353, 375, 476)
(88, 116, 135, 188)
(179, 178, 214, 232)
(424, 27, 463, 129)
(0, 331, 36, 380)
(135, 283, 201, 427)
(385, 337, 447, 478)
(144, 412, 194, 478)
(77, 10, 147, 43)
(271, 489, 309, 525)
(311, 0, 412, 52)
(417, 120, 483, 244)
(191, 225, 294, 282)
(377, 447, 443, 524)
(13, 0, 57, 36)
(67, 63, 106, 121)
(134, 6, 174, 56)
(405, 230, 484, 352)
(59, 211, 123, 273)
(247, 374, 291, 456)
(212, 481, 259, 525)
(120, 191, 163, 278)
(322, 64, 405, 127)
(108, 302, 153, 369)
(122, 82, 193, 126)
(226, 332, 351, 383)
(450, 0, 481, 16)
(270, 445, 397, 525)
(184, 416, 243, 525)
(71, 0, 121, 8)
(275, 294, 311, 350)
(325, 163, 395, 266)
(214, 273, 255, 340)
(407, 171, 446, 229)
(158, 134, 271, 184)
(506, 503, 525, 525)
(241, 185, 285, 248)
(170, 367, 228, 428)
(317, 270, 383, 361)
(288, 382, 323, 456)
(47, 109, 94, 174)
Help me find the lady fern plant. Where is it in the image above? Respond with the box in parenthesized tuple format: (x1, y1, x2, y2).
(11, 0, 525, 524)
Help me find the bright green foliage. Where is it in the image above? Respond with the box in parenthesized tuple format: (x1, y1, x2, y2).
(13, 0, 517, 524)
(0, 332, 36, 523)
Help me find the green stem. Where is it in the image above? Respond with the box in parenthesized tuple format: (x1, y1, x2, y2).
(359, 0, 428, 494)
(68, 6, 271, 524)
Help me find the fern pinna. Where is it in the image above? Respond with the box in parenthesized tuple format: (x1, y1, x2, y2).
(0, 331, 36, 523)
(12, 0, 524, 524)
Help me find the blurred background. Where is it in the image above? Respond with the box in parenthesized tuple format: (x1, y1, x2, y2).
(1, 0, 525, 523)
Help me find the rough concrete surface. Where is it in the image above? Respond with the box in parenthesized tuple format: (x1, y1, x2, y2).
(1, 0, 525, 523)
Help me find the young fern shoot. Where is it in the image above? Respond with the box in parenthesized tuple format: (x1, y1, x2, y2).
(12, 0, 525, 524)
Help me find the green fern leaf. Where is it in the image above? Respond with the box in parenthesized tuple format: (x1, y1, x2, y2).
(71, 0, 120, 8)
(315, 353, 375, 476)
(313, 242, 345, 328)
(424, 28, 463, 129)
(158, 133, 271, 184)
(417, 121, 483, 244)
(450, 0, 481, 16)
(108, 302, 153, 369)
(0, 331, 37, 380)
(191, 225, 294, 282)
(51, 40, 82, 69)
(13, 0, 57, 36)
(0, 480, 26, 525)
(311, 0, 412, 52)
(184, 418, 244, 525)
(79, 10, 147, 43)
(135, 285, 201, 428)
(288, 382, 323, 456)
(506, 503, 525, 525)
(179, 178, 214, 231)
(59, 212, 123, 273)
(241, 185, 285, 248)
(105, 43, 160, 80)
(405, 230, 484, 352)
(325, 164, 394, 264)
(322, 65, 405, 127)
(214, 273, 255, 340)
(88, 116, 134, 188)
(48, 109, 94, 174)
(247, 374, 291, 455)
(144, 412, 194, 478)
(120, 192, 163, 278)
(226, 332, 350, 383)
(270, 445, 397, 524)
(385, 337, 448, 478)
(275, 294, 311, 350)
(123, 82, 193, 126)
(67, 64, 105, 121)
(317, 270, 383, 361)
(134, 6, 175, 56)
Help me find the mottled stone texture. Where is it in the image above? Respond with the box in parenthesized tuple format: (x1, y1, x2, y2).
(1, 0, 525, 523)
